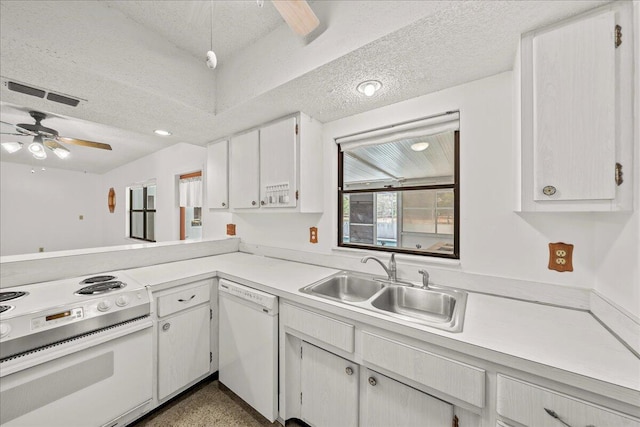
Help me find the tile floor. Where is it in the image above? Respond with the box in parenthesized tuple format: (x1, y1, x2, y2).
(131, 378, 304, 427)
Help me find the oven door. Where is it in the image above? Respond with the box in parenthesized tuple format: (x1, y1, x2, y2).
(0, 317, 153, 427)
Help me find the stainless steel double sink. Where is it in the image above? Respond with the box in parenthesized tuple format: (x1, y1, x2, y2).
(299, 272, 467, 332)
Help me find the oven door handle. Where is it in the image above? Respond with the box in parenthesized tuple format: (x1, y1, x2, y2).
(1, 317, 153, 377)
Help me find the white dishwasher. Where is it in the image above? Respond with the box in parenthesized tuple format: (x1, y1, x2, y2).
(218, 279, 278, 422)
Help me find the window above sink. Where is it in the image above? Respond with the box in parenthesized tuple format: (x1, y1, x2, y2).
(337, 112, 460, 259)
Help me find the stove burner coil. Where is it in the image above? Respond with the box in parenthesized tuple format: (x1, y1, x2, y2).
(0, 305, 13, 314)
(0, 291, 29, 303)
(80, 275, 117, 285)
(75, 281, 126, 295)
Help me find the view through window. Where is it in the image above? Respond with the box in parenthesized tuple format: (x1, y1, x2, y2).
(338, 112, 459, 258)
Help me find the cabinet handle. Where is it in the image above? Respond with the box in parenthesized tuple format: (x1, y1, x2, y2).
(345, 367, 353, 376)
(368, 377, 377, 386)
(221, 202, 226, 207)
(542, 185, 557, 196)
(178, 295, 195, 303)
(252, 200, 256, 206)
(544, 408, 572, 427)
(260, 200, 266, 206)
(162, 323, 171, 331)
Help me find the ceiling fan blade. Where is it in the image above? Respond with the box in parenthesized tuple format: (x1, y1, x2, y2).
(43, 139, 63, 150)
(1, 120, 36, 136)
(57, 136, 112, 151)
(273, 0, 319, 36)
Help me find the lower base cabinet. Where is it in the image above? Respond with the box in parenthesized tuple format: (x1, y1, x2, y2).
(360, 367, 453, 427)
(299, 341, 454, 427)
(158, 304, 210, 400)
(300, 342, 358, 427)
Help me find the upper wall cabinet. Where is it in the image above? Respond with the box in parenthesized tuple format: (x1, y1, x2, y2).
(516, 1, 634, 212)
(206, 139, 229, 209)
(228, 112, 323, 213)
(230, 130, 260, 209)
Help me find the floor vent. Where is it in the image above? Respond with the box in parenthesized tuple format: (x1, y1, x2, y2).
(5, 80, 81, 107)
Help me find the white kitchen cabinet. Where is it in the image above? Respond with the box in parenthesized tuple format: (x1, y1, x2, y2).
(227, 112, 323, 212)
(158, 304, 210, 400)
(300, 342, 359, 427)
(206, 139, 229, 209)
(156, 281, 212, 401)
(229, 129, 260, 209)
(496, 374, 640, 427)
(360, 368, 453, 427)
(516, 2, 634, 211)
(260, 116, 297, 208)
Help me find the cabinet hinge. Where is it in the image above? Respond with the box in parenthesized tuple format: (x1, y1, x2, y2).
(615, 162, 624, 186)
(295, 124, 299, 135)
(295, 190, 299, 200)
(615, 25, 622, 48)
(210, 308, 213, 320)
(210, 352, 212, 363)
(300, 346, 303, 359)
(452, 415, 459, 427)
(300, 392, 303, 404)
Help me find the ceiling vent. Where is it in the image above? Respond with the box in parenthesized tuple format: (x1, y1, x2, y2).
(4, 80, 81, 107)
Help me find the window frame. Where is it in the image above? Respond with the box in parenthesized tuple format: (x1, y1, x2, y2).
(337, 130, 460, 259)
(129, 184, 156, 242)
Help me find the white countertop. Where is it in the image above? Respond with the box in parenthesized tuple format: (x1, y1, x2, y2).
(125, 252, 640, 404)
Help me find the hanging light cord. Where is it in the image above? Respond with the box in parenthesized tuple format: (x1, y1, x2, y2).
(210, 0, 213, 52)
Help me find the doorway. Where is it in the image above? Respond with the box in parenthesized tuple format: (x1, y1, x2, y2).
(179, 171, 202, 241)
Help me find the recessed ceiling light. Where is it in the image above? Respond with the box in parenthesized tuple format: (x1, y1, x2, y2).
(411, 142, 430, 152)
(357, 80, 382, 97)
(1, 141, 23, 153)
(154, 129, 172, 136)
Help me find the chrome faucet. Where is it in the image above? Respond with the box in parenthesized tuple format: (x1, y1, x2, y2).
(417, 269, 430, 289)
(361, 253, 397, 282)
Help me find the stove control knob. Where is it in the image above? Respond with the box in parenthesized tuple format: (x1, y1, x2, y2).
(97, 300, 112, 312)
(0, 323, 11, 338)
(116, 295, 130, 307)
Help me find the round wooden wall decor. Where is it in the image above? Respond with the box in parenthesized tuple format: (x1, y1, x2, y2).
(108, 187, 116, 213)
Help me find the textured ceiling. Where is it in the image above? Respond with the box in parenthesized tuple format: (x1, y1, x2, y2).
(0, 0, 610, 173)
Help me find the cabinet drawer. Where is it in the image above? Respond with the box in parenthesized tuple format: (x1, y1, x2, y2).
(157, 281, 210, 317)
(281, 303, 354, 352)
(362, 332, 485, 408)
(497, 375, 640, 427)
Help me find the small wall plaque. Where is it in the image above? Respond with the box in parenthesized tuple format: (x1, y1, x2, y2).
(108, 187, 116, 213)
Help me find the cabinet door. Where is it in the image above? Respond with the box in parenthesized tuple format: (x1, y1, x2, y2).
(230, 130, 259, 208)
(532, 11, 615, 201)
(259, 117, 297, 208)
(300, 342, 358, 427)
(158, 304, 210, 400)
(206, 140, 228, 209)
(360, 368, 453, 427)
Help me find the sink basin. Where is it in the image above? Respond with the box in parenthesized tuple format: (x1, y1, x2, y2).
(300, 273, 385, 302)
(371, 286, 457, 323)
(299, 272, 467, 332)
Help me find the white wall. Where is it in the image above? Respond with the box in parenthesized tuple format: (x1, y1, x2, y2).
(592, 2, 640, 317)
(100, 142, 231, 247)
(235, 71, 617, 294)
(0, 161, 103, 255)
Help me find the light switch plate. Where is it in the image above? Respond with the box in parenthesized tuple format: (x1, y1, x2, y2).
(548, 242, 573, 272)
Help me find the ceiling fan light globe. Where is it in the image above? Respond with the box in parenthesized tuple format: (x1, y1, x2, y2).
(28, 142, 43, 154)
(411, 142, 430, 152)
(32, 148, 47, 160)
(53, 146, 71, 159)
(1, 141, 23, 153)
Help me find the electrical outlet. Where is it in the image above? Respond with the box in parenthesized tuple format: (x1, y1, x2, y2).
(226, 224, 236, 236)
(38, 247, 44, 253)
(548, 242, 573, 272)
(310, 227, 318, 244)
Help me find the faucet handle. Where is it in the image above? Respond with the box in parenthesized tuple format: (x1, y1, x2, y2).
(418, 269, 430, 289)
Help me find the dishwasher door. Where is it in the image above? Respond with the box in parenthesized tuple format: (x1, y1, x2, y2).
(218, 279, 278, 422)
